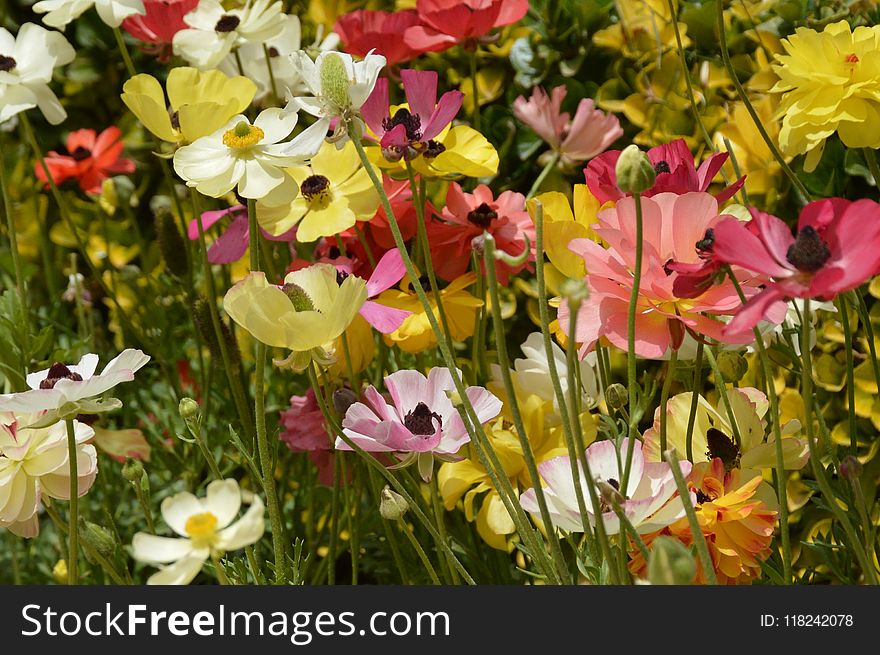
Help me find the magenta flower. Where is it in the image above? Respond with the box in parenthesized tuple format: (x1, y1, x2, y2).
(712, 198, 880, 335)
(187, 205, 296, 264)
(512, 85, 623, 166)
(584, 139, 744, 206)
(361, 69, 463, 162)
(338, 248, 413, 334)
(280, 390, 337, 486)
(336, 367, 502, 481)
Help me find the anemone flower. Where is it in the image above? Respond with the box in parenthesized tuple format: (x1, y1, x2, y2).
(335, 9, 425, 66)
(280, 390, 337, 486)
(35, 126, 135, 194)
(121, 0, 198, 61)
(404, 0, 529, 53)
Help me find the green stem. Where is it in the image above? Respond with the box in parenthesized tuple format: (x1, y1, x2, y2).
(328, 454, 340, 584)
(0, 138, 27, 320)
(685, 342, 704, 462)
(703, 347, 742, 447)
(659, 351, 678, 457)
(836, 295, 857, 455)
(427, 479, 457, 584)
(398, 518, 441, 585)
(863, 148, 880, 189)
(211, 552, 231, 585)
(262, 44, 280, 106)
(621, 192, 644, 492)
(666, 448, 717, 584)
(113, 27, 137, 77)
(65, 419, 79, 585)
(526, 151, 560, 200)
(468, 48, 481, 132)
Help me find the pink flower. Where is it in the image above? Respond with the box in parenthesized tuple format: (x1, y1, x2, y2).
(337, 367, 502, 481)
(187, 205, 297, 265)
(404, 0, 528, 53)
(337, 248, 413, 334)
(712, 198, 880, 335)
(335, 9, 426, 66)
(558, 192, 777, 359)
(122, 0, 198, 61)
(361, 69, 463, 163)
(281, 390, 337, 486)
(584, 139, 744, 206)
(427, 182, 535, 284)
(512, 86, 623, 166)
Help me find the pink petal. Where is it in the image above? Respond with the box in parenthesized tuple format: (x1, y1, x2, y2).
(696, 152, 729, 191)
(361, 77, 389, 137)
(187, 206, 242, 240)
(359, 300, 412, 333)
(207, 214, 250, 264)
(401, 68, 438, 123)
(421, 90, 464, 141)
(366, 248, 407, 296)
(712, 216, 793, 278)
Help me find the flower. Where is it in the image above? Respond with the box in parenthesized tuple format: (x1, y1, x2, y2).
(0, 350, 150, 417)
(346, 176, 422, 252)
(0, 23, 76, 126)
(187, 204, 296, 265)
(121, 67, 257, 144)
(92, 426, 151, 463)
(280, 390, 336, 486)
(0, 413, 97, 538)
(34, 126, 136, 194)
(428, 182, 535, 284)
(337, 366, 502, 481)
(771, 21, 880, 171)
(712, 198, 880, 335)
(131, 479, 265, 585)
(512, 86, 622, 166)
(344, 248, 412, 334)
(404, 0, 529, 54)
(172, 0, 285, 70)
(33, 0, 145, 28)
(335, 9, 425, 67)
(256, 138, 379, 242)
(519, 437, 692, 535)
(121, 0, 199, 61)
(172, 108, 326, 206)
(223, 263, 368, 370)
(584, 139, 744, 206)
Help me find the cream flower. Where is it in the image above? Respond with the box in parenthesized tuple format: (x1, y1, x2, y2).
(131, 479, 264, 585)
(0, 23, 76, 125)
(33, 0, 145, 29)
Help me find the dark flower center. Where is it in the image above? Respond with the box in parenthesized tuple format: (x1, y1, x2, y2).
(382, 107, 422, 142)
(403, 402, 442, 436)
(467, 202, 497, 229)
(39, 362, 83, 389)
(786, 226, 830, 273)
(695, 489, 712, 504)
(606, 478, 619, 490)
(423, 140, 446, 159)
(301, 174, 331, 201)
(705, 427, 741, 472)
(170, 110, 180, 130)
(0, 55, 16, 72)
(695, 228, 714, 254)
(214, 15, 241, 32)
(71, 146, 91, 161)
(267, 46, 279, 57)
(335, 269, 349, 285)
(653, 160, 671, 174)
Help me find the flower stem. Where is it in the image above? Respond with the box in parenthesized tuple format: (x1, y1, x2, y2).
(0, 137, 29, 383)
(113, 27, 137, 78)
(863, 148, 880, 189)
(665, 448, 717, 584)
(211, 552, 231, 585)
(262, 44, 280, 106)
(398, 518, 442, 585)
(428, 479, 458, 584)
(702, 347, 742, 446)
(685, 342, 704, 462)
(658, 350, 678, 457)
(526, 151, 560, 200)
(836, 295, 858, 455)
(621, 192, 644, 492)
(468, 48, 481, 132)
(65, 419, 79, 585)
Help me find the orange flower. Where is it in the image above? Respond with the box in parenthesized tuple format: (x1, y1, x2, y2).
(35, 126, 135, 194)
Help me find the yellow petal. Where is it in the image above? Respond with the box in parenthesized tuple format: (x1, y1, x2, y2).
(430, 125, 499, 178)
(121, 74, 177, 143)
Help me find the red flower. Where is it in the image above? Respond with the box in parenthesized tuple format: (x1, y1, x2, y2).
(280, 390, 339, 486)
(122, 0, 198, 61)
(404, 0, 528, 54)
(35, 127, 136, 194)
(335, 9, 426, 66)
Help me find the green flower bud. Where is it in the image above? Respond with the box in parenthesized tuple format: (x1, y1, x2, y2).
(178, 397, 200, 421)
(615, 144, 656, 195)
(647, 536, 697, 585)
(78, 518, 117, 558)
(839, 455, 863, 481)
(319, 53, 352, 115)
(122, 457, 145, 483)
(379, 486, 409, 521)
(606, 383, 628, 411)
(560, 277, 589, 309)
(717, 350, 749, 384)
(53, 559, 68, 585)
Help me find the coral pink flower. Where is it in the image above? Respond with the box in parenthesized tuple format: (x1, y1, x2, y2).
(346, 177, 424, 253)
(512, 85, 623, 166)
(558, 192, 778, 359)
(361, 69, 463, 163)
(187, 205, 297, 265)
(281, 390, 337, 486)
(428, 182, 535, 284)
(35, 127, 135, 194)
(337, 367, 502, 481)
(335, 9, 425, 66)
(712, 198, 880, 335)
(404, 0, 528, 53)
(584, 139, 744, 206)
(122, 0, 198, 61)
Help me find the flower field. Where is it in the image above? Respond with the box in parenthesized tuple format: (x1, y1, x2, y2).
(1, 0, 880, 586)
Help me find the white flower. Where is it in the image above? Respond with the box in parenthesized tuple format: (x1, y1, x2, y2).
(0, 413, 97, 538)
(0, 23, 75, 126)
(33, 0, 145, 29)
(131, 479, 265, 585)
(0, 349, 150, 416)
(172, 108, 325, 205)
(173, 0, 285, 70)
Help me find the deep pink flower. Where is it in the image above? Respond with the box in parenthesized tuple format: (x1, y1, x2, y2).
(187, 205, 296, 265)
(712, 198, 880, 335)
(280, 390, 336, 486)
(428, 182, 535, 284)
(335, 9, 426, 66)
(339, 249, 413, 334)
(584, 139, 744, 206)
(512, 85, 623, 166)
(122, 0, 198, 61)
(404, 0, 528, 53)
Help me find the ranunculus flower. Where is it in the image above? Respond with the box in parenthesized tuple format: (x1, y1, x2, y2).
(404, 0, 528, 54)
(335, 9, 425, 66)
(121, 0, 198, 61)
(280, 390, 336, 486)
(35, 126, 135, 194)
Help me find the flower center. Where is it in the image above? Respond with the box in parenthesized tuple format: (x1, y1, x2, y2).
(695, 489, 712, 504)
(336, 269, 350, 285)
(0, 55, 16, 72)
(319, 53, 352, 113)
(403, 402, 442, 436)
(301, 174, 331, 202)
(267, 46, 280, 57)
(222, 121, 264, 150)
(39, 362, 84, 389)
(785, 225, 830, 272)
(695, 228, 714, 254)
(214, 14, 240, 32)
(184, 512, 218, 547)
(382, 108, 422, 142)
(653, 159, 671, 174)
(705, 427, 741, 472)
(467, 203, 497, 229)
(282, 282, 316, 312)
(423, 140, 446, 159)
(71, 146, 91, 161)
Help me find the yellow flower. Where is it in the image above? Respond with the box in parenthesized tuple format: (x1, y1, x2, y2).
(592, 0, 689, 61)
(772, 21, 880, 171)
(328, 315, 375, 379)
(121, 67, 257, 144)
(257, 140, 379, 242)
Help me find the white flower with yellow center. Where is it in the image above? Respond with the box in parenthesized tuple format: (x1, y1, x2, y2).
(172, 108, 325, 206)
(131, 479, 265, 585)
(33, 0, 144, 29)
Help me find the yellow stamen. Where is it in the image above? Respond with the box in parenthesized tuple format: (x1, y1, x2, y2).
(184, 511, 218, 546)
(223, 122, 264, 150)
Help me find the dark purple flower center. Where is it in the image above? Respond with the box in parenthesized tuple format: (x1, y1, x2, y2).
(71, 146, 91, 161)
(606, 478, 619, 490)
(40, 362, 83, 389)
(170, 110, 180, 130)
(695, 489, 712, 504)
(695, 228, 715, 254)
(403, 402, 441, 436)
(705, 427, 740, 472)
(423, 140, 446, 159)
(267, 46, 280, 57)
(653, 160, 671, 174)
(467, 203, 497, 229)
(382, 107, 422, 142)
(301, 174, 330, 201)
(786, 226, 830, 273)
(0, 55, 16, 72)
(335, 269, 349, 285)
(214, 15, 240, 32)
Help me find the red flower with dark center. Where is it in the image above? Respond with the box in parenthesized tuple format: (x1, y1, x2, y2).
(35, 126, 136, 194)
(121, 0, 198, 62)
(335, 9, 426, 66)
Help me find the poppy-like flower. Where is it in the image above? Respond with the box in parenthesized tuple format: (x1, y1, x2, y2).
(335, 9, 425, 67)
(520, 437, 693, 535)
(341, 249, 412, 334)
(712, 198, 880, 336)
(33, 0, 145, 28)
(771, 21, 880, 171)
(361, 69, 463, 164)
(131, 479, 265, 585)
(173, 108, 326, 206)
(187, 204, 296, 265)
(223, 263, 368, 371)
(280, 390, 336, 486)
(512, 86, 623, 166)
(121, 67, 256, 144)
(346, 176, 422, 252)
(337, 366, 502, 481)
(584, 139, 744, 206)
(404, 0, 529, 54)
(172, 0, 285, 70)
(0, 23, 76, 126)
(428, 182, 535, 284)
(34, 126, 135, 194)
(121, 0, 198, 61)
(0, 412, 97, 538)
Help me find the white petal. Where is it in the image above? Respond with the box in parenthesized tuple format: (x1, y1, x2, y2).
(146, 550, 208, 585)
(215, 495, 265, 551)
(161, 491, 203, 537)
(131, 533, 195, 564)
(203, 479, 242, 529)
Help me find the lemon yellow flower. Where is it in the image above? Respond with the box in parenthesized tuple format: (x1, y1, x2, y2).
(592, 0, 688, 61)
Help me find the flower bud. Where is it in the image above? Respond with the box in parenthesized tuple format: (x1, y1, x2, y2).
(178, 397, 200, 422)
(319, 53, 352, 115)
(53, 559, 68, 585)
(155, 210, 189, 279)
(560, 277, 589, 310)
(717, 350, 748, 384)
(78, 518, 117, 558)
(122, 457, 145, 483)
(606, 383, 628, 411)
(333, 388, 358, 416)
(379, 486, 409, 521)
(597, 478, 625, 508)
(839, 455, 863, 481)
(647, 536, 696, 585)
(615, 144, 656, 195)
